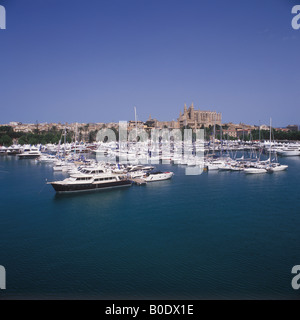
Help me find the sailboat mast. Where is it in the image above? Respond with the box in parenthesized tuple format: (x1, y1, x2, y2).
(75, 123, 78, 143)
(220, 122, 223, 157)
(134, 106, 137, 138)
(75, 123, 78, 155)
(269, 118, 272, 164)
(64, 126, 67, 157)
(213, 114, 216, 155)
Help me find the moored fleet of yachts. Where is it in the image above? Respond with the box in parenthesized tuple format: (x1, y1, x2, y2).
(1, 139, 299, 193)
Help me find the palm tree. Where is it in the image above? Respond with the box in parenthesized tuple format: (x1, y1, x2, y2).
(78, 127, 83, 142)
(84, 124, 89, 142)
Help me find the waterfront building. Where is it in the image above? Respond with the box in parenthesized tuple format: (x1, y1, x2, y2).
(286, 125, 299, 132)
(144, 116, 179, 130)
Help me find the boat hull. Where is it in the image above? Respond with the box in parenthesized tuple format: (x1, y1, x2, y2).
(51, 180, 132, 193)
(18, 154, 41, 159)
(278, 151, 300, 157)
(244, 168, 267, 174)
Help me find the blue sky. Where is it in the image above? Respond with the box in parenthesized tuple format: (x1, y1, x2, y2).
(0, 0, 299, 127)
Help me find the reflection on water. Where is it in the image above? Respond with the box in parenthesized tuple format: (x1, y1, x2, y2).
(53, 186, 129, 203)
(143, 180, 173, 189)
(0, 155, 300, 299)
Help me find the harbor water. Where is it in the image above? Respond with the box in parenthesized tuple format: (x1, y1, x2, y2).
(0, 155, 300, 299)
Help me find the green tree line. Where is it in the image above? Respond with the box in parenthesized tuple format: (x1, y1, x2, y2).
(0, 126, 74, 146)
(0, 125, 119, 146)
(1, 125, 299, 147)
(251, 129, 300, 141)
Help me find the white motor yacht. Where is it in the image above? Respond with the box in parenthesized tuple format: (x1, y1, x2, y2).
(267, 163, 288, 172)
(49, 172, 132, 193)
(244, 167, 267, 174)
(18, 146, 41, 159)
(36, 154, 56, 163)
(277, 149, 300, 157)
(143, 171, 174, 182)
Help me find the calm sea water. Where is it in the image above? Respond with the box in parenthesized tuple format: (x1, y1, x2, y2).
(0, 154, 300, 299)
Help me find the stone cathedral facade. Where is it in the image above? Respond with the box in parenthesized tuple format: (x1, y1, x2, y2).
(178, 103, 222, 129)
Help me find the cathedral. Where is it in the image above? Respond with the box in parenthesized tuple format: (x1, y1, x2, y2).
(178, 103, 222, 129)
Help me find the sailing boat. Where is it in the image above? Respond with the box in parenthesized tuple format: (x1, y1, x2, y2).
(244, 118, 270, 174)
(244, 118, 288, 174)
(266, 119, 288, 172)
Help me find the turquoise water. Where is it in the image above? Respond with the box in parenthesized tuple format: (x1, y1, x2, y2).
(0, 155, 300, 299)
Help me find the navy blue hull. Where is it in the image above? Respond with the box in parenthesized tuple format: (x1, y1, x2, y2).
(51, 180, 132, 193)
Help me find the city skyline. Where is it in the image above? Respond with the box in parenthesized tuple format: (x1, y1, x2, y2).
(1, 101, 298, 129)
(0, 0, 299, 127)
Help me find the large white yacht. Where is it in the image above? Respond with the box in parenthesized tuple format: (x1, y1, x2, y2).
(18, 146, 42, 159)
(277, 148, 300, 157)
(49, 172, 132, 193)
